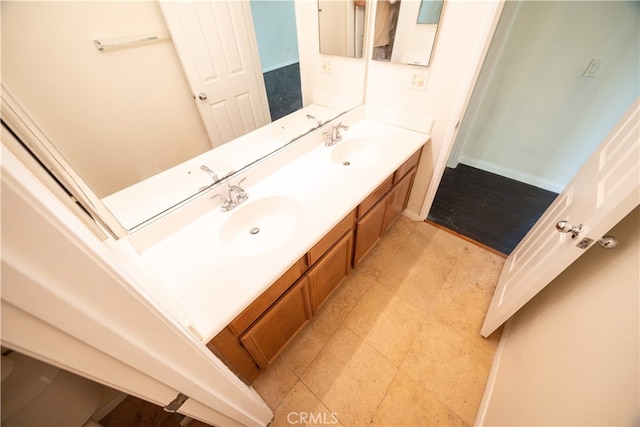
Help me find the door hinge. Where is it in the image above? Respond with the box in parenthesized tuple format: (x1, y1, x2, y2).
(164, 392, 189, 413)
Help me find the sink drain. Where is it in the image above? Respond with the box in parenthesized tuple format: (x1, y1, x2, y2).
(342, 161, 351, 166)
(249, 226, 260, 235)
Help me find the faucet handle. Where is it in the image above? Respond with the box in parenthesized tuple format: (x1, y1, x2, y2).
(211, 193, 231, 210)
(333, 122, 349, 142)
(200, 165, 219, 183)
(235, 177, 247, 188)
(228, 177, 246, 191)
(228, 177, 248, 203)
(306, 114, 322, 127)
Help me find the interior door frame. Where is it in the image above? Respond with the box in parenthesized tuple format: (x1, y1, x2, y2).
(418, 0, 506, 218)
(444, 1, 520, 169)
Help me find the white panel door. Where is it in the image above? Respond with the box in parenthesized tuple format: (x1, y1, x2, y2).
(481, 99, 640, 337)
(161, 1, 270, 148)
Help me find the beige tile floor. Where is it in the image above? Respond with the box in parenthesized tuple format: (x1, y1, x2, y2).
(253, 217, 505, 426)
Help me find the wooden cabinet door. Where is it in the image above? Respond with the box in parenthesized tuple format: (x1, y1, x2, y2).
(308, 232, 353, 313)
(383, 167, 416, 233)
(353, 193, 390, 267)
(207, 327, 261, 385)
(240, 277, 311, 370)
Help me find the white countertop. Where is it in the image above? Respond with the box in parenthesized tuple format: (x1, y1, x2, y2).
(136, 117, 429, 343)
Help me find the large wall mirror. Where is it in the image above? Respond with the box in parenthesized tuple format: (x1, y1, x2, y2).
(372, 0, 444, 66)
(1, 1, 364, 236)
(317, 0, 367, 57)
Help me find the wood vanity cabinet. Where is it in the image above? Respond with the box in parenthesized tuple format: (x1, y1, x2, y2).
(383, 165, 418, 233)
(308, 231, 353, 313)
(353, 148, 421, 267)
(207, 146, 422, 384)
(353, 191, 391, 266)
(240, 277, 312, 369)
(206, 326, 261, 384)
(208, 211, 355, 383)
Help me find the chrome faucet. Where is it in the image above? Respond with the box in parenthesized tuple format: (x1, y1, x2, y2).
(199, 165, 219, 191)
(324, 123, 349, 146)
(213, 177, 248, 211)
(306, 114, 322, 128)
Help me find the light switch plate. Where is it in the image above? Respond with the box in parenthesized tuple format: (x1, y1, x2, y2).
(322, 58, 332, 74)
(409, 71, 427, 91)
(583, 58, 603, 78)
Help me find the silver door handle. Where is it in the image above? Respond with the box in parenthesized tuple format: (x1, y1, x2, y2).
(198, 93, 207, 101)
(555, 220, 583, 239)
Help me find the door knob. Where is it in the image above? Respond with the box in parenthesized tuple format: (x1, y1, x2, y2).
(198, 93, 208, 101)
(598, 235, 619, 249)
(555, 220, 582, 239)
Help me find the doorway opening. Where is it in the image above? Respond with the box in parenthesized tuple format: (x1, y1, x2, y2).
(250, 0, 303, 121)
(428, 165, 557, 255)
(427, 0, 639, 255)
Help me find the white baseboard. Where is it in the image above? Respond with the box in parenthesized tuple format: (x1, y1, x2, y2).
(402, 209, 424, 221)
(473, 319, 512, 426)
(458, 156, 563, 193)
(262, 59, 299, 74)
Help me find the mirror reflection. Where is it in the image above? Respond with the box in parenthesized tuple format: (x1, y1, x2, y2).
(417, 0, 443, 24)
(2, 1, 359, 234)
(372, 0, 444, 66)
(3, 1, 302, 198)
(318, 0, 367, 58)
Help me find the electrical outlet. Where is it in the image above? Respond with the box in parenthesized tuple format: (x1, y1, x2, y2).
(409, 71, 427, 91)
(322, 58, 332, 74)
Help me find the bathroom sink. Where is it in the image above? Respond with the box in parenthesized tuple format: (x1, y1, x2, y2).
(330, 137, 385, 168)
(219, 196, 304, 257)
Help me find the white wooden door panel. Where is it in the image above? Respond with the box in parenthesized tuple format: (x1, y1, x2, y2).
(1, 144, 272, 426)
(160, 1, 270, 148)
(482, 99, 640, 337)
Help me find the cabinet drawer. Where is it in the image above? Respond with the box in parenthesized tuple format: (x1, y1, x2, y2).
(357, 175, 393, 218)
(229, 256, 307, 336)
(307, 210, 355, 266)
(393, 148, 422, 184)
(308, 231, 353, 313)
(240, 277, 311, 369)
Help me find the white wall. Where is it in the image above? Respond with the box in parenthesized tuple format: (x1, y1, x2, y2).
(296, 0, 367, 112)
(1, 1, 211, 197)
(455, 1, 640, 192)
(250, 0, 299, 72)
(479, 206, 639, 425)
(364, 1, 503, 216)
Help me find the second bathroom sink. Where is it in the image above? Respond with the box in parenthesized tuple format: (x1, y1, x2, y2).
(219, 195, 304, 257)
(330, 137, 385, 168)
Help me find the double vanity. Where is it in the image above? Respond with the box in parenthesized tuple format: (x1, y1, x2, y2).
(129, 106, 430, 384)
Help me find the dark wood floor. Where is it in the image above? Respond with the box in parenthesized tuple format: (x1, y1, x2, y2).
(428, 164, 558, 255)
(263, 62, 302, 121)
